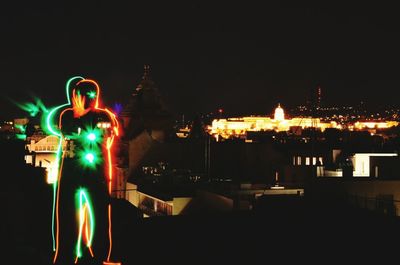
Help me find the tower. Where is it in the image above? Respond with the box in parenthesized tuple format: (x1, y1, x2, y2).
(316, 85, 322, 109)
(307, 85, 322, 112)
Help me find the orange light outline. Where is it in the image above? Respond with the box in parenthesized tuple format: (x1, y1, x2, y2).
(53, 78, 120, 263)
(76, 79, 100, 108)
(103, 262, 122, 265)
(72, 89, 90, 117)
(53, 149, 66, 263)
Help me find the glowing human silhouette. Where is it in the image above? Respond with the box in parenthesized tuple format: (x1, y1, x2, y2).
(51, 78, 119, 264)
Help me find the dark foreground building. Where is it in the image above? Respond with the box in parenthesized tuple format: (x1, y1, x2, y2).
(2, 139, 400, 265)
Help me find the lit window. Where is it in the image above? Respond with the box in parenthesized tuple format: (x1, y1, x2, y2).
(305, 157, 310, 165)
(312, 157, 317, 165)
(297, 156, 301, 165)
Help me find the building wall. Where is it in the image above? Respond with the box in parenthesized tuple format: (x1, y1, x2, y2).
(114, 166, 128, 198)
(283, 165, 315, 184)
(172, 197, 193, 215)
(128, 131, 154, 176)
(137, 191, 173, 216)
(27, 135, 60, 152)
(126, 182, 139, 207)
(313, 180, 400, 216)
(196, 190, 234, 212)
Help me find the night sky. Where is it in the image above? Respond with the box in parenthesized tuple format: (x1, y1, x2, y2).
(1, 2, 400, 120)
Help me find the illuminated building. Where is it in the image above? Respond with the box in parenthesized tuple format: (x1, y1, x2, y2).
(209, 104, 399, 140)
(209, 104, 337, 140)
(176, 126, 190, 138)
(291, 149, 399, 178)
(352, 121, 399, 130)
(14, 118, 29, 128)
(274, 103, 285, 121)
(321, 153, 399, 177)
(136, 191, 192, 217)
(25, 134, 68, 184)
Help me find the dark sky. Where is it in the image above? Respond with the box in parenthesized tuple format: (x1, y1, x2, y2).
(1, 2, 400, 119)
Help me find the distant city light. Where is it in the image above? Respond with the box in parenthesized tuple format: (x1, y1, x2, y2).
(208, 103, 399, 140)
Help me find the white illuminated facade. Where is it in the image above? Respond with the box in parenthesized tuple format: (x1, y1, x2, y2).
(208, 104, 399, 140)
(25, 134, 65, 184)
(209, 104, 337, 139)
(352, 153, 398, 177)
(351, 121, 399, 130)
(320, 153, 398, 177)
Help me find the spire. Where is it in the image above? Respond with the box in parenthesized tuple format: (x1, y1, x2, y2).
(143, 64, 150, 80)
(134, 64, 156, 93)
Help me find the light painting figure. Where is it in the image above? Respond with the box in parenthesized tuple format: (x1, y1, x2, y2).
(50, 77, 120, 264)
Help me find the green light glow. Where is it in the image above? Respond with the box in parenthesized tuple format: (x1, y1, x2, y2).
(85, 153, 95, 163)
(87, 91, 96, 99)
(16, 134, 27, 140)
(47, 76, 84, 254)
(45, 105, 67, 136)
(15, 97, 48, 117)
(22, 102, 40, 117)
(15, 124, 27, 140)
(75, 188, 95, 259)
(75, 126, 103, 168)
(87, 133, 96, 141)
(45, 76, 84, 136)
(79, 148, 101, 168)
(15, 124, 26, 133)
(75, 127, 103, 146)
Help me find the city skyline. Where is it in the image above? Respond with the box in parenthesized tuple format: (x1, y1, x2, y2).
(2, 3, 400, 119)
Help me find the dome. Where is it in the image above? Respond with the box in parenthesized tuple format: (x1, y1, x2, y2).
(274, 103, 285, 121)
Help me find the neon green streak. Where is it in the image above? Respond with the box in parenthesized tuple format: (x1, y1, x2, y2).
(45, 76, 84, 136)
(15, 134, 27, 140)
(76, 189, 95, 259)
(15, 124, 26, 133)
(87, 91, 96, 99)
(47, 76, 83, 252)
